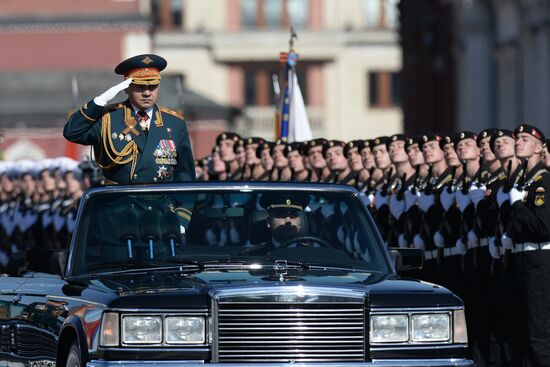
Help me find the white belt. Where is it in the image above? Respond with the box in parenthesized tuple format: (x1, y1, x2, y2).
(444, 247, 461, 257)
(424, 249, 439, 260)
(499, 247, 507, 256)
(479, 238, 489, 247)
(515, 242, 550, 253)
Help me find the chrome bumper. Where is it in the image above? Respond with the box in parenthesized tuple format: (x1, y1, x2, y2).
(88, 359, 475, 367)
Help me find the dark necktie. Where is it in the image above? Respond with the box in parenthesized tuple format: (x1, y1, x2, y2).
(137, 111, 149, 136)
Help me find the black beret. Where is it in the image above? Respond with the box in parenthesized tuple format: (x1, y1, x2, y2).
(244, 137, 266, 148)
(216, 132, 241, 146)
(114, 54, 167, 85)
(271, 139, 288, 155)
(373, 136, 390, 147)
(196, 157, 209, 168)
(260, 192, 310, 211)
(514, 124, 546, 142)
(357, 139, 372, 152)
(489, 129, 514, 153)
(256, 141, 274, 159)
(303, 138, 328, 155)
(344, 140, 362, 157)
(405, 136, 421, 151)
(232, 138, 245, 154)
(439, 134, 457, 150)
(477, 128, 499, 146)
(322, 140, 346, 157)
(455, 131, 478, 145)
(387, 134, 407, 149)
(283, 142, 304, 157)
(418, 133, 444, 149)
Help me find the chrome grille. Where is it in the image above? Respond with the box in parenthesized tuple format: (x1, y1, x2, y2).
(216, 302, 365, 362)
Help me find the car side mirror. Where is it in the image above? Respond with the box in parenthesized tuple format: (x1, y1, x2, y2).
(25, 249, 67, 277)
(389, 248, 423, 272)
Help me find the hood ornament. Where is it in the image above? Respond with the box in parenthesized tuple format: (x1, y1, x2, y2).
(274, 260, 288, 282)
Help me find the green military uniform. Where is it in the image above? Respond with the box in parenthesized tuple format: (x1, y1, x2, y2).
(63, 54, 195, 185)
(64, 100, 194, 184)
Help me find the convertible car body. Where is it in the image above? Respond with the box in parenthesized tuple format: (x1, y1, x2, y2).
(0, 182, 474, 367)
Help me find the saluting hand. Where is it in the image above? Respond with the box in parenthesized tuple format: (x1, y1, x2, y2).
(94, 78, 133, 107)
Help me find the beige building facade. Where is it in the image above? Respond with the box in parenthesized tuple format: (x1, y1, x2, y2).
(144, 0, 402, 142)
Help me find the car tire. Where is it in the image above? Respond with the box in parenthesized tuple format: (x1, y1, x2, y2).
(65, 342, 82, 367)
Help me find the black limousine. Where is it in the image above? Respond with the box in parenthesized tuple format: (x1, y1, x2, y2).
(0, 182, 474, 367)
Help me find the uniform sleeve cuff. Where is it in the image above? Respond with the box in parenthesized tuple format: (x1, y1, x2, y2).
(79, 99, 104, 122)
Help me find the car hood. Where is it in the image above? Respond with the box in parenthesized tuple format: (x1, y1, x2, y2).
(74, 268, 462, 309)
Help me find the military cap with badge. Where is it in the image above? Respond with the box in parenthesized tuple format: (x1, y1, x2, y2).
(418, 133, 443, 149)
(514, 124, 546, 142)
(256, 141, 275, 159)
(477, 128, 499, 147)
(216, 132, 241, 146)
(260, 192, 310, 218)
(343, 140, 362, 157)
(489, 129, 514, 153)
(322, 140, 346, 158)
(303, 138, 328, 156)
(283, 142, 305, 158)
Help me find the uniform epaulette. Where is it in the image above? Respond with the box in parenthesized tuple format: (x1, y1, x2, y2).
(535, 175, 543, 182)
(160, 106, 184, 120)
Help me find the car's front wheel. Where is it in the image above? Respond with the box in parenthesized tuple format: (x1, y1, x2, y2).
(65, 342, 82, 367)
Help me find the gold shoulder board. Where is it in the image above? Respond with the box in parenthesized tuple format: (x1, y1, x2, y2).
(160, 106, 185, 120)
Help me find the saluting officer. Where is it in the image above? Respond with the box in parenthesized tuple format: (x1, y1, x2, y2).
(64, 54, 195, 184)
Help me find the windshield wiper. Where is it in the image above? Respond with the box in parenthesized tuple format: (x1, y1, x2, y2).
(85, 258, 203, 273)
(267, 259, 370, 273)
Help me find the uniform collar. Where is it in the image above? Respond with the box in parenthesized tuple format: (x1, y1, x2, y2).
(129, 103, 154, 121)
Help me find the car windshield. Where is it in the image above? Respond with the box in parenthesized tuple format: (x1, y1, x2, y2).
(70, 188, 390, 276)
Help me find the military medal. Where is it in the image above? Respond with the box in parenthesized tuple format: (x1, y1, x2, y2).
(112, 132, 118, 139)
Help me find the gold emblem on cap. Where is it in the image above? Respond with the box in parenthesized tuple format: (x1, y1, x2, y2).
(408, 138, 413, 144)
(519, 126, 524, 132)
(375, 139, 380, 145)
(248, 138, 253, 144)
(392, 135, 397, 141)
(482, 131, 487, 137)
(142, 56, 154, 65)
(310, 141, 315, 146)
(329, 141, 334, 147)
(498, 131, 503, 136)
(348, 142, 353, 147)
(286, 199, 291, 205)
(422, 135, 428, 142)
(221, 133, 227, 139)
(460, 132, 465, 139)
(445, 136, 451, 143)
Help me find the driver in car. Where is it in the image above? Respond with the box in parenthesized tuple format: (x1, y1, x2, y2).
(259, 193, 310, 250)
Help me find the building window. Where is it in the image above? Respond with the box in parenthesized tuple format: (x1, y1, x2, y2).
(368, 71, 401, 108)
(152, 0, 185, 30)
(240, 0, 308, 30)
(241, 63, 309, 106)
(363, 0, 398, 29)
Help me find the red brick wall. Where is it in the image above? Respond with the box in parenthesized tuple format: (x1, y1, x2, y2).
(0, 32, 125, 70)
